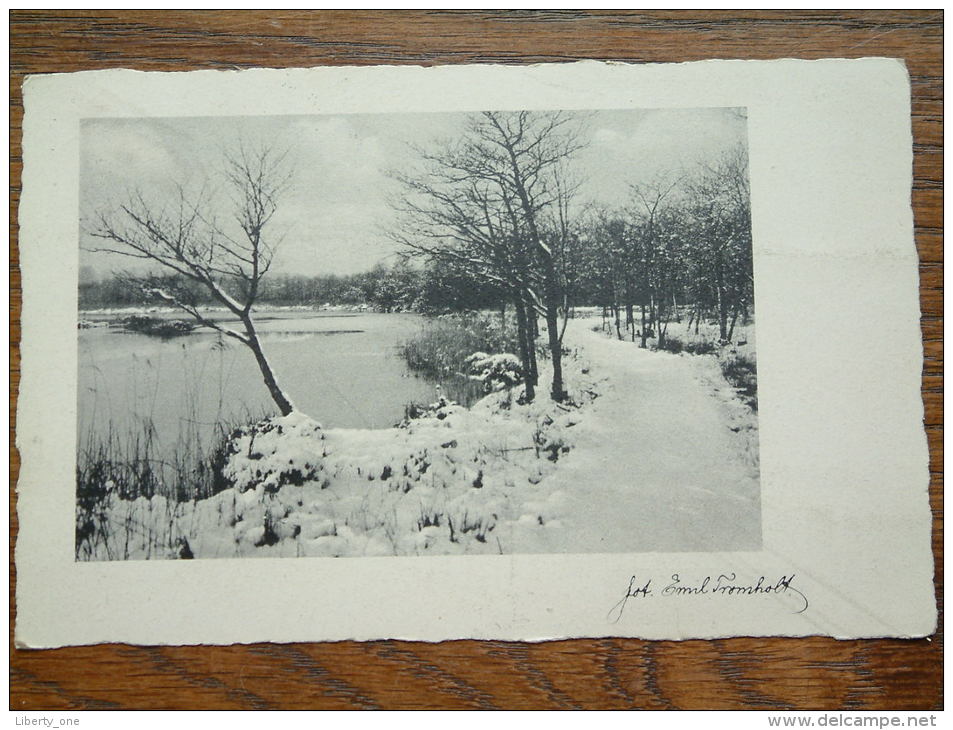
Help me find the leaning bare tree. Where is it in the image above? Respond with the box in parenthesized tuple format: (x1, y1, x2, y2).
(86, 144, 295, 416)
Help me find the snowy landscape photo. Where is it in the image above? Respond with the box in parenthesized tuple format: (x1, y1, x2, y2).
(76, 107, 761, 561)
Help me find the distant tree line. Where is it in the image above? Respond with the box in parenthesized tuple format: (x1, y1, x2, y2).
(79, 259, 504, 314)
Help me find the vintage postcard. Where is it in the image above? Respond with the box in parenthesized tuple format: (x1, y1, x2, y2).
(15, 59, 934, 647)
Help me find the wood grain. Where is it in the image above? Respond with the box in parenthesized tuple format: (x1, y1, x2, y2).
(9, 10, 942, 710)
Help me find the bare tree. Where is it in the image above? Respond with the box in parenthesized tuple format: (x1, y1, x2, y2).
(393, 111, 584, 402)
(391, 131, 545, 401)
(477, 111, 584, 402)
(86, 144, 295, 416)
(542, 159, 583, 347)
(685, 145, 753, 344)
(630, 173, 681, 348)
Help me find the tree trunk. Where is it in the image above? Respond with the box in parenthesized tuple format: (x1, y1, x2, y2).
(613, 303, 622, 341)
(727, 306, 740, 343)
(545, 297, 566, 401)
(558, 293, 571, 346)
(242, 317, 294, 416)
(526, 323, 538, 393)
(514, 295, 535, 403)
(626, 285, 634, 342)
(624, 279, 634, 330)
(716, 282, 729, 343)
(640, 303, 647, 348)
(656, 297, 667, 349)
(525, 299, 539, 387)
(514, 234, 565, 402)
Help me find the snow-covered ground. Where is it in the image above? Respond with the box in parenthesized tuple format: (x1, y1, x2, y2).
(78, 321, 760, 560)
(540, 327, 760, 553)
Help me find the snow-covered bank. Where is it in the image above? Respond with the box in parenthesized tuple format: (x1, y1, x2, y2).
(78, 322, 760, 560)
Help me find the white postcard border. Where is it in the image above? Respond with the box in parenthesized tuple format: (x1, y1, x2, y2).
(16, 59, 934, 646)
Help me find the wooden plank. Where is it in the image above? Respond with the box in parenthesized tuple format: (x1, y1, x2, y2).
(10, 9, 942, 710)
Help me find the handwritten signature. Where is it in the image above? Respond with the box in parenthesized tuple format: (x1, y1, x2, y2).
(607, 572, 809, 623)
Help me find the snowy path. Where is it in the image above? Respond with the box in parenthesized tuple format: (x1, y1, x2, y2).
(534, 323, 761, 554)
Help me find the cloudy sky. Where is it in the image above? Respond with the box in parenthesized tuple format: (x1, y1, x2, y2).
(80, 107, 746, 277)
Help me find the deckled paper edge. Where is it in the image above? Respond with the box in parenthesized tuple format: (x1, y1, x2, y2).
(14, 58, 935, 647)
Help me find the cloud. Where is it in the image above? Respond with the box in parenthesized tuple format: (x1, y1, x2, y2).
(288, 117, 389, 201)
(593, 127, 625, 147)
(80, 109, 748, 277)
(81, 120, 196, 190)
(577, 108, 747, 206)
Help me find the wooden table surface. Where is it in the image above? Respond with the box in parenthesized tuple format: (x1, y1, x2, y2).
(9, 10, 942, 711)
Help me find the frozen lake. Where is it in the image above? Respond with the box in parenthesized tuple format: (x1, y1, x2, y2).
(78, 311, 448, 458)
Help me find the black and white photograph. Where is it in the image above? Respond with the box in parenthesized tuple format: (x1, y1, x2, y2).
(75, 107, 759, 561)
(16, 57, 934, 650)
